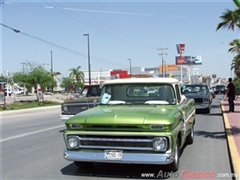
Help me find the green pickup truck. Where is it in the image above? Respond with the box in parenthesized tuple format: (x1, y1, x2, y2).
(63, 78, 195, 172)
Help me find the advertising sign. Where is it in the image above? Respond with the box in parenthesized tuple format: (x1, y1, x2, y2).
(176, 44, 185, 54)
(175, 55, 202, 65)
(191, 55, 202, 65)
(175, 56, 186, 65)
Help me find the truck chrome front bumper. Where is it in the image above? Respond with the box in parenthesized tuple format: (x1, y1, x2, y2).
(194, 103, 210, 109)
(60, 115, 74, 121)
(63, 149, 174, 164)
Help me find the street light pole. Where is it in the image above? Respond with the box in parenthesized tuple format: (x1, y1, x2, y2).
(83, 33, 91, 85)
(51, 51, 53, 92)
(127, 58, 132, 77)
(21, 63, 26, 95)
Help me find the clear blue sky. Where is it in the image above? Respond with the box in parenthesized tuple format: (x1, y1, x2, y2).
(0, 0, 239, 80)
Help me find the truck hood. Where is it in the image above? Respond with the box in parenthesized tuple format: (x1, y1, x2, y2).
(63, 96, 100, 104)
(66, 105, 180, 125)
(184, 93, 208, 98)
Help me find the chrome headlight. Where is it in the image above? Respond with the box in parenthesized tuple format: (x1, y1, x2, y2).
(153, 137, 168, 151)
(63, 106, 68, 112)
(150, 124, 164, 130)
(70, 124, 82, 129)
(67, 136, 80, 149)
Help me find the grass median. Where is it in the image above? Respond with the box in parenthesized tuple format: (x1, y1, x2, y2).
(0, 100, 61, 111)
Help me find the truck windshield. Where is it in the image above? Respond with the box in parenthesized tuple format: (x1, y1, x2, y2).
(100, 84, 176, 105)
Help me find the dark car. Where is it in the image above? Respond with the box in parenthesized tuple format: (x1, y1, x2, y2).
(215, 85, 226, 94)
(60, 84, 101, 121)
(181, 84, 212, 113)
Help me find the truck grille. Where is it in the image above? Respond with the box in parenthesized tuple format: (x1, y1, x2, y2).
(81, 140, 152, 147)
(67, 104, 94, 115)
(193, 98, 203, 103)
(79, 137, 154, 150)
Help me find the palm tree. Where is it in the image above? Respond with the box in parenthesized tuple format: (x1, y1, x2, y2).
(68, 66, 85, 88)
(231, 54, 240, 77)
(52, 71, 61, 82)
(228, 39, 240, 77)
(228, 39, 240, 54)
(216, 0, 240, 78)
(216, 0, 240, 31)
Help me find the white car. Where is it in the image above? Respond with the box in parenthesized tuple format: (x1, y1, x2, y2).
(13, 89, 24, 95)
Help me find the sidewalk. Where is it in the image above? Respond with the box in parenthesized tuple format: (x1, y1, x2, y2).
(221, 98, 240, 180)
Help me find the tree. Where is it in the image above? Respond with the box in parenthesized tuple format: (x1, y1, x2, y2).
(216, 0, 240, 78)
(68, 66, 85, 89)
(216, 0, 240, 31)
(0, 75, 7, 82)
(231, 54, 240, 77)
(228, 39, 240, 77)
(228, 39, 240, 54)
(60, 76, 73, 93)
(52, 71, 61, 82)
(12, 61, 53, 102)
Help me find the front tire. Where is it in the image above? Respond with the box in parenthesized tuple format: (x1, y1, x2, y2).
(167, 139, 179, 172)
(186, 127, 194, 144)
(74, 161, 94, 168)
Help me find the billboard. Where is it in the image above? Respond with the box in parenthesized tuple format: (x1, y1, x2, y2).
(175, 55, 202, 65)
(176, 44, 185, 54)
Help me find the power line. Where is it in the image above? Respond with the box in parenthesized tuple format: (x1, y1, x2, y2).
(70, 0, 155, 49)
(0, 23, 127, 68)
(4, 2, 217, 20)
(0, 23, 82, 55)
(42, 1, 155, 49)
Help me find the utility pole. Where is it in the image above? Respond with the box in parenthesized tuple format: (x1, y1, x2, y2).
(158, 48, 168, 77)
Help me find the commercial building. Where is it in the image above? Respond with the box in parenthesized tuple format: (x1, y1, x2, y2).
(82, 64, 190, 84)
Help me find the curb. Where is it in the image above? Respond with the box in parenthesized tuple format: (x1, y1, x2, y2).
(221, 100, 240, 180)
(1, 105, 61, 116)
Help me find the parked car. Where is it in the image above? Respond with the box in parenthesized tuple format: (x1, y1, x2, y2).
(44, 90, 54, 95)
(181, 84, 212, 113)
(13, 89, 24, 95)
(63, 78, 195, 172)
(215, 85, 226, 94)
(60, 84, 101, 121)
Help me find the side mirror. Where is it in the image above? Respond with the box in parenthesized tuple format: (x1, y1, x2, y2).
(181, 95, 188, 104)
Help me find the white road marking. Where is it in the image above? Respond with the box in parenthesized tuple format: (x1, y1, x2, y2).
(0, 124, 65, 143)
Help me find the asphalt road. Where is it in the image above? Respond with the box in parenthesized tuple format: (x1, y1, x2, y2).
(1, 94, 234, 180)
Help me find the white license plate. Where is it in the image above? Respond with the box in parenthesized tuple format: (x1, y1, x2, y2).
(104, 150, 123, 160)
